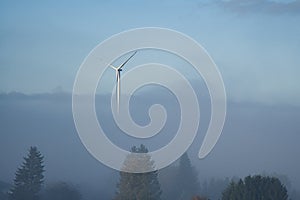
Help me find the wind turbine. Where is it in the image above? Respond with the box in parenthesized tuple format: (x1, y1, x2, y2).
(110, 51, 137, 112)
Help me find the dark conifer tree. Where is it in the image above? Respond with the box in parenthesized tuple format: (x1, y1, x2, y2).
(177, 152, 200, 200)
(9, 147, 45, 200)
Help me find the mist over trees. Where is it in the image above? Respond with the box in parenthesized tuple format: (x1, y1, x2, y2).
(200, 177, 230, 200)
(159, 153, 207, 200)
(42, 182, 81, 200)
(4, 147, 83, 200)
(1, 92, 300, 200)
(1, 145, 298, 200)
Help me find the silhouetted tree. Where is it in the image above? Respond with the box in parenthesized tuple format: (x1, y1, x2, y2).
(9, 147, 44, 200)
(42, 182, 81, 200)
(114, 144, 162, 200)
(222, 175, 288, 200)
(177, 153, 200, 200)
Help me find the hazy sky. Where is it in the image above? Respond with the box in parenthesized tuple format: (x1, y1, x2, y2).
(1, 0, 300, 106)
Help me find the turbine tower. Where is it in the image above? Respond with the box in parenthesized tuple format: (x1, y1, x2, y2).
(110, 51, 137, 112)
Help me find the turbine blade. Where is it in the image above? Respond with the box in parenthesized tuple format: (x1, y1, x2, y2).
(117, 51, 137, 70)
(110, 64, 117, 70)
(116, 71, 119, 82)
(117, 71, 121, 113)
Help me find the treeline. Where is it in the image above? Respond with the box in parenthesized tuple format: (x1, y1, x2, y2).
(0, 146, 298, 200)
(0, 147, 81, 200)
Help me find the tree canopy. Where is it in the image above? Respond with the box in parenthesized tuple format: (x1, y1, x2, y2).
(222, 175, 288, 200)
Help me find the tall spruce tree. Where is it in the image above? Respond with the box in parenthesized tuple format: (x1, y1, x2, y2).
(114, 144, 162, 200)
(177, 152, 200, 200)
(9, 147, 45, 200)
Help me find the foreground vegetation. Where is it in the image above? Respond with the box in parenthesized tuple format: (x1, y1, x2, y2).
(1, 146, 297, 200)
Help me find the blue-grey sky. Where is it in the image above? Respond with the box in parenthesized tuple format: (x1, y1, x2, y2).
(1, 0, 300, 106)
